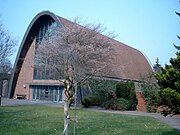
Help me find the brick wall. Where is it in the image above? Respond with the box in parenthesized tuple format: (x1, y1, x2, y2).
(14, 39, 63, 100)
(14, 40, 35, 99)
(136, 92, 147, 112)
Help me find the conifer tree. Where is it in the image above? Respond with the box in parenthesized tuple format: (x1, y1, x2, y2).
(155, 10, 180, 116)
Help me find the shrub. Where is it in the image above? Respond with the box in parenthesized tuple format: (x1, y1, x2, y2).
(103, 98, 130, 110)
(115, 81, 137, 110)
(89, 79, 118, 93)
(141, 83, 159, 112)
(82, 95, 103, 108)
(94, 89, 116, 102)
(81, 96, 91, 108)
(116, 81, 135, 99)
(158, 88, 180, 116)
(88, 79, 118, 101)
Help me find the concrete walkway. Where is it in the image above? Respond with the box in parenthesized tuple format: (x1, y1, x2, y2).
(1, 98, 180, 131)
(1, 97, 63, 107)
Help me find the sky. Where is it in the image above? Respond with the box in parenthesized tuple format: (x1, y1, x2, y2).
(0, 0, 179, 67)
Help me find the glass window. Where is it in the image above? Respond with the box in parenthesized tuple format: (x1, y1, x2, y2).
(33, 19, 63, 80)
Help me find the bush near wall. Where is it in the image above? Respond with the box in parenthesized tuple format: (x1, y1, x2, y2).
(104, 98, 130, 110)
(115, 81, 137, 110)
(82, 79, 118, 108)
(89, 79, 118, 101)
(81, 95, 104, 108)
(89, 79, 118, 94)
(141, 83, 159, 113)
(82, 80, 137, 111)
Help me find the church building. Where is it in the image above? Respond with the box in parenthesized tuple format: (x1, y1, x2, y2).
(9, 11, 152, 109)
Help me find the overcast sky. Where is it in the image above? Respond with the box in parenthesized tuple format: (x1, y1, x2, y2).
(0, 0, 179, 67)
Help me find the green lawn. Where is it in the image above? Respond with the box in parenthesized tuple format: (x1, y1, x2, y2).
(0, 106, 179, 135)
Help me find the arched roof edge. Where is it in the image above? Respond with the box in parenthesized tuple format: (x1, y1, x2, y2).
(9, 11, 62, 98)
(16, 10, 62, 64)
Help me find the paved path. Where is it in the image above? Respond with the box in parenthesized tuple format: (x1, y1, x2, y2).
(1, 97, 63, 107)
(1, 98, 180, 131)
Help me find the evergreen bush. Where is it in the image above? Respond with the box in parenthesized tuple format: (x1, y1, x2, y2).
(82, 95, 103, 107)
(158, 88, 180, 116)
(89, 79, 118, 102)
(115, 81, 137, 110)
(104, 98, 130, 110)
(141, 83, 159, 112)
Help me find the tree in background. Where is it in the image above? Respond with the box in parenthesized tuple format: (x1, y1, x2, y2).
(0, 22, 17, 74)
(173, 11, 180, 50)
(153, 57, 161, 73)
(37, 18, 116, 135)
(155, 11, 180, 116)
(0, 21, 17, 105)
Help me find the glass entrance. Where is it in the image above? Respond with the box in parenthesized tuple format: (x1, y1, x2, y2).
(32, 85, 63, 102)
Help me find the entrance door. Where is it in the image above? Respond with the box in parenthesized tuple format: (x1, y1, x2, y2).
(53, 87, 63, 102)
(32, 85, 63, 102)
(32, 86, 40, 100)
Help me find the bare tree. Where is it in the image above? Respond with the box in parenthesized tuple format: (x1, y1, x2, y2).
(0, 22, 17, 74)
(37, 18, 116, 135)
(0, 21, 17, 105)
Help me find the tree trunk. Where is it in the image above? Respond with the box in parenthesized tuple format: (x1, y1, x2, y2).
(63, 94, 69, 135)
(73, 84, 78, 135)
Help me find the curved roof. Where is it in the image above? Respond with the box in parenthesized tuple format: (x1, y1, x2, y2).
(9, 11, 152, 98)
(106, 40, 152, 81)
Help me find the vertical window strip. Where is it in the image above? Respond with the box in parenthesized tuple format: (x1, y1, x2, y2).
(34, 19, 63, 80)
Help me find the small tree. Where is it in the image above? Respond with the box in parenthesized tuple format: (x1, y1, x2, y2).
(37, 18, 116, 135)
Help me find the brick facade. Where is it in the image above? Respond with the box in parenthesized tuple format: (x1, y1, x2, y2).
(14, 40, 35, 99)
(14, 39, 62, 100)
(136, 92, 147, 112)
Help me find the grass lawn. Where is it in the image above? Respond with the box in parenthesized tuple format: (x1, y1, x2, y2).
(0, 106, 179, 135)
